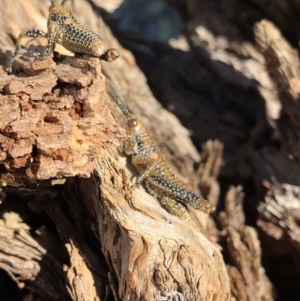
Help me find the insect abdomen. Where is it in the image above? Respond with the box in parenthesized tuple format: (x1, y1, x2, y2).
(61, 22, 107, 56)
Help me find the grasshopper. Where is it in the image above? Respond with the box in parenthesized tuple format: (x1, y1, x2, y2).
(108, 86, 215, 220)
(6, 0, 119, 73)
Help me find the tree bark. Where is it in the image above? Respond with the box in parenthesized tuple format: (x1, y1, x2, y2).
(0, 0, 231, 300)
(1, 0, 300, 300)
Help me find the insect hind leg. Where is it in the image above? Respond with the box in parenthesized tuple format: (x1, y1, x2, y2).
(6, 29, 47, 73)
(161, 197, 191, 220)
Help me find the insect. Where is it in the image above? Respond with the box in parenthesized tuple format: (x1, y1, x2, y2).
(6, 0, 119, 73)
(108, 85, 215, 220)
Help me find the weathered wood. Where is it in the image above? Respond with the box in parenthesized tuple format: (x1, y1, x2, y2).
(2, 0, 300, 300)
(255, 20, 300, 163)
(0, 1, 231, 300)
(220, 186, 273, 301)
(0, 54, 124, 199)
(61, 147, 231, 300)
(252, 21, 300, 257)
(0, 209, 69, 299)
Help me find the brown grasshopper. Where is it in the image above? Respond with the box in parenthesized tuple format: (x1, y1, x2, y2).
(6, 0, 119, 73)
(108, 86, 215, 220)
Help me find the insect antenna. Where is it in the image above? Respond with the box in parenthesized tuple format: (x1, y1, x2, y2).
(49, 0, 69, 4)
(107, 83, 132, 119)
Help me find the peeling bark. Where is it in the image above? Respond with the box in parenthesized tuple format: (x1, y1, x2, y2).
(1, 0, 300, 300)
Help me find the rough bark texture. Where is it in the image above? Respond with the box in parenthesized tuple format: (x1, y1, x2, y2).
(0, 0, 300, 300)
(0, 54, 123, 187)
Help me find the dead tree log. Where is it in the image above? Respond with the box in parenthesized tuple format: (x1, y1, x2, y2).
(0, 42, 231, 301)
(4, 0, 300, 300)
(0, 0, 231, 300)
(252, 20, 300, 262)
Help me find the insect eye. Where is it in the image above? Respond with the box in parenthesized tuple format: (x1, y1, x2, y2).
(127, 118, 139, 130)
(128, 119, 137, 126)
